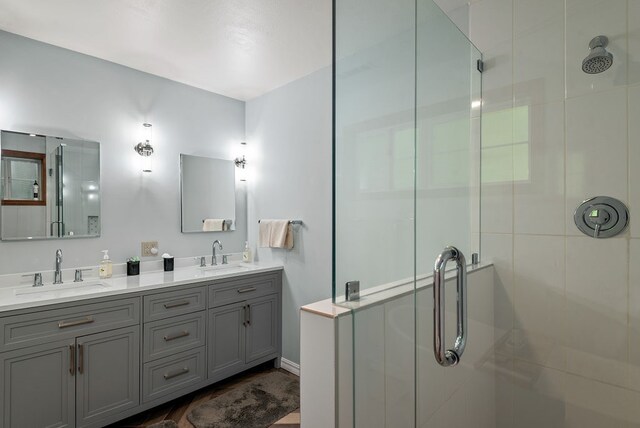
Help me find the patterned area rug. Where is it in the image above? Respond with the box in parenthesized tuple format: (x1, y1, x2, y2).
(147, 421, 178, 428)
(187, 371, 300, 428)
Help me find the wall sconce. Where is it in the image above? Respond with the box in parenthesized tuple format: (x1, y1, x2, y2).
(234, 141, 247, 181)
(134, 123, 154, 172)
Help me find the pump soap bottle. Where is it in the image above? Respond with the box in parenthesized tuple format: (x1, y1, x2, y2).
(243, 241, 252, 263)
(99, 250, 113, 279)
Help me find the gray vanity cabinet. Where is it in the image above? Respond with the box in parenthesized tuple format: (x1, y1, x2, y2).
(0, 297, 141, 428)
(0, 339, 74, 428)
(75, 326, 140, 427)
(208, 294, 280, 381)
(207, 271, 281, 382)
(0, 326, 140, 428)
(0, 269, 282, 428)
(244, 294, 279, 362)
(141, 286, 207, 404)
(208, 301, 246, 379)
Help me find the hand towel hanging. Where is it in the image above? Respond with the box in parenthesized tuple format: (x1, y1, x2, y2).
(202, 219, 224, 232)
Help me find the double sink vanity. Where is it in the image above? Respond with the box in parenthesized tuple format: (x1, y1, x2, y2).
(0, 260, 283, 428)
(0, 128, 278, 427)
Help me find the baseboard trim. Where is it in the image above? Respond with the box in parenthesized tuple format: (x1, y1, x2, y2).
(280, 357, 300, 376)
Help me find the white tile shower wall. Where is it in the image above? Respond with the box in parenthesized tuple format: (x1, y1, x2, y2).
(471, 0, 640, 425)
(0, 30, 247, 274)
(245, 67, 332, 365)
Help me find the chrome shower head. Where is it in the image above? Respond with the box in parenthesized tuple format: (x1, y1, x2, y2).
(582, 35, 613, 74)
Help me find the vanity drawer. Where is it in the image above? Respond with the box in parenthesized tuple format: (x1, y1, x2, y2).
(0, 298, 140, 352)
(143, 286, 206, 322)
(209, 272, 281, 308)
(143, 347, 206, 403)
(143, 311, 205, 362)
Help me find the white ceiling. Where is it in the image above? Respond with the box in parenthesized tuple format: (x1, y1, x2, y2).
(0, 0, 332, 101)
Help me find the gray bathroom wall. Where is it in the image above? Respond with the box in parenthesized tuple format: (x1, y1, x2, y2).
(246, 67, 333, 365)
(0, 30, 247, 274)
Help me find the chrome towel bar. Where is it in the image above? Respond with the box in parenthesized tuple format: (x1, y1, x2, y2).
(258, 220, 303, 225)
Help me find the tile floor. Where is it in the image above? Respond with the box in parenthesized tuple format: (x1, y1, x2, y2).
(108, 362, 300, 428)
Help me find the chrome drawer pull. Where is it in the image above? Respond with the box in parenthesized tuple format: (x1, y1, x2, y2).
(163, 300, 189, 309)
(163, 367, 189, 380)
(163, 330, 190, 341)
(78, 343, 84, 374)
(58, 316, 94, 328)
(237, 287, 256, 294)
(69, 344, 75, 376)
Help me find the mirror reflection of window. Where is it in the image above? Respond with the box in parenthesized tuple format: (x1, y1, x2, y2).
(1, 152, 45, 203)
(481, 105, 530, 184)
(1, 132, 47, 207)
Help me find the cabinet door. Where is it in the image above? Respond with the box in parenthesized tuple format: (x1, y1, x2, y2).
(76, 326, 140, 427)
(245, 294, 279, 363)
(0, 340, 74, 428)
(208, 302, 246, 380)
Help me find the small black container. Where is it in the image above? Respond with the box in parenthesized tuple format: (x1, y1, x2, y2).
(163, 257, 174, 272)
(127, 261, 140, 276)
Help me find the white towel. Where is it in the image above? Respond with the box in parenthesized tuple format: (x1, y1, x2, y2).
(258, 220, 294, 249)
(270, 220, 293, 249)
(258, 220, 272, 247)
(202, 219, 224, 232)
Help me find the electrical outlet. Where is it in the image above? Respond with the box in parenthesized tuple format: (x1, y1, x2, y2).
(141, 241, 158, 257)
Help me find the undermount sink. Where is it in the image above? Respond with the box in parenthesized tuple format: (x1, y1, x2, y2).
(199, 264, 253, 274)
(14, 280, 110, 297)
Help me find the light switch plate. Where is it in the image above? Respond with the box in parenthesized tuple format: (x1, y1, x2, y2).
(141, 241, 158, 257)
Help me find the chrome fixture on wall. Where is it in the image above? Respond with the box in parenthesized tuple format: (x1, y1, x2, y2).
(234, 141, 247, 181)
(574, 196, 628, 238)
(134, 122, 154, 172)
(582, 35, 613, 74)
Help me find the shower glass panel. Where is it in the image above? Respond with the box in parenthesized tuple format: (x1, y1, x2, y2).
(48, 139, 100, 238)
(334, 0, 483, 426)
(51, 144, 64, 237)
(58, 141, 100, 237)
(334, 0, 417, 303)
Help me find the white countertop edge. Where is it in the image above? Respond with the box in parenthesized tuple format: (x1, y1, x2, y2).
(0, 261, 284, 314)
(301, 262, 493, 319)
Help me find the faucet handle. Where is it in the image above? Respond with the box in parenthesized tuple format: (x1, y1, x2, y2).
(22, 273, 43, 287)
(74, 268, 92, 282)
(222, 255, 229, 265)
(195, 256, 206, 267)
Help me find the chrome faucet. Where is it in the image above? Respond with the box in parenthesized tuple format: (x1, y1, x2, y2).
(211, 240, 223, 266)
(54, 249, 63, 284)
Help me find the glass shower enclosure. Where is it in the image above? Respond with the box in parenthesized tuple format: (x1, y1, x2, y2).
(334, 0, 484, 425)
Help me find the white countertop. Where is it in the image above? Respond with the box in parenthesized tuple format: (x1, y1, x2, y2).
(0, 260, 283, 313)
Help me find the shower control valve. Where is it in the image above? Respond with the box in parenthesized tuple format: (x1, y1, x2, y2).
(574, 196, 628, 239)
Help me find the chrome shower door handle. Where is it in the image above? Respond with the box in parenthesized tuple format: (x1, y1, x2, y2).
(433, 246, 467, 367)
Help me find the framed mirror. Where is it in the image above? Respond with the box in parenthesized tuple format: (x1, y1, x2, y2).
(0, 130, 101, 240)
(180, 154, 236, 233)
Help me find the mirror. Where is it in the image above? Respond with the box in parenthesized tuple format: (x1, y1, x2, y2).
(180, 154, 236, 233)
(0, 130, 100, 240)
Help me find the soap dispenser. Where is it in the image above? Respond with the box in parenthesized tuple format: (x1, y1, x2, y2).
(99, 250, 113, 279)
(243, 241, 252, 263)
